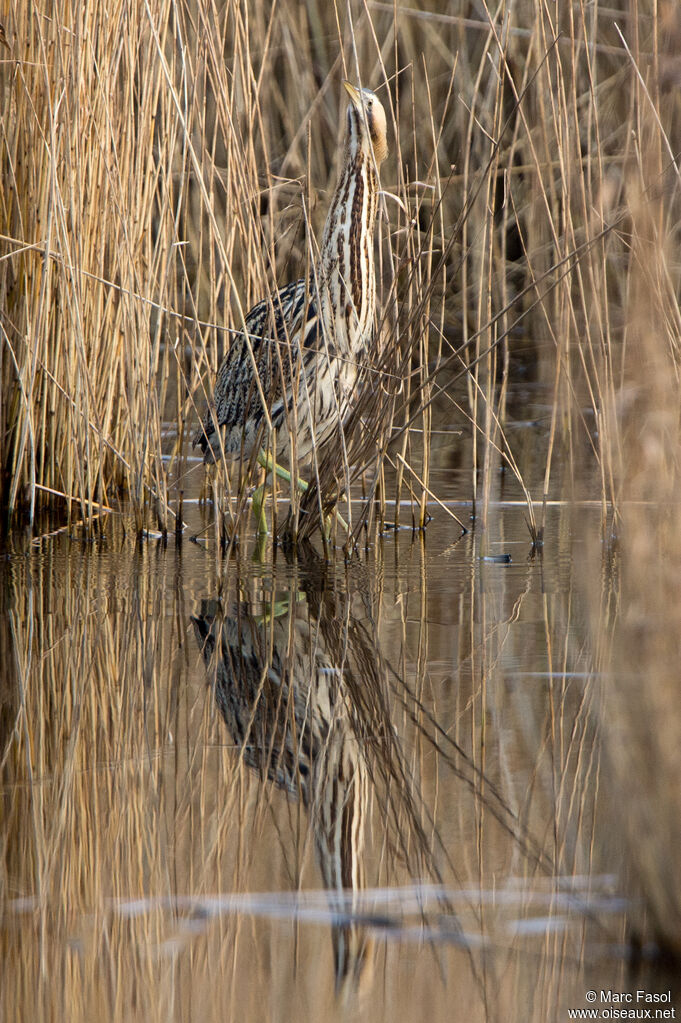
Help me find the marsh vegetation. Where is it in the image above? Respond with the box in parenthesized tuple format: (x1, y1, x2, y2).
(2, 0, 681, 1018)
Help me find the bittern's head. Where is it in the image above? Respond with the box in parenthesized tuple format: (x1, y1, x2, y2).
(343, 81, 389, 166)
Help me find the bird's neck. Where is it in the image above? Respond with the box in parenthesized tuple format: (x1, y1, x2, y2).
(317, 137, 380, 355)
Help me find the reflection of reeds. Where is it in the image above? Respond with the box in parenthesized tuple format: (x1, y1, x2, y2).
(0, 516, 640, 1019)
(0, 538, 187, 1020)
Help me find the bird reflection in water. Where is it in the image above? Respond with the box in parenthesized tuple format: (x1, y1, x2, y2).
(192, 553, 418, 995)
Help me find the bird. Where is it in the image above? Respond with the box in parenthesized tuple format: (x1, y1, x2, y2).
(194, 81, 389, 534)
(191, 550, 445, 992)
(191, 574, 374, 992)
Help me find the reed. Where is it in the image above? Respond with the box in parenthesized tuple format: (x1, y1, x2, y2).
(3, 0, 680, 543)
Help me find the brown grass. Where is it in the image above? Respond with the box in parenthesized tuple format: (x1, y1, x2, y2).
(3, 0, 681, 960)
(3, 0, 679, 542)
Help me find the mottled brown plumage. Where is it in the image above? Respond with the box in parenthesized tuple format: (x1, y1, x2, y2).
(191, 577, 372, 992)
(194, 82, 388, 480)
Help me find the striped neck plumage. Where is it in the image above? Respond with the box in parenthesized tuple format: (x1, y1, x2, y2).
(317, 104, 381, 356)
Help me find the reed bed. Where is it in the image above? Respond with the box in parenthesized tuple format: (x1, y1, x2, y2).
(2, 0, 677, 543)
(3, 0, 681, 966)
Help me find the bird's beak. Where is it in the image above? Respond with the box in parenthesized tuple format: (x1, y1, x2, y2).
(342, 80, 362, 109)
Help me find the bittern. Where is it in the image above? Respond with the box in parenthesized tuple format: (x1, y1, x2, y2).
(194, 81, 388, 534)
(191, 578, 372, 992)
(192, 551, 443, 991)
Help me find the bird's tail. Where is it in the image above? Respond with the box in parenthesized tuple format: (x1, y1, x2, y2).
(192, 422, 217, 463)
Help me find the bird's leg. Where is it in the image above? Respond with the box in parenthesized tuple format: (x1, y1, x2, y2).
(256, 449, 308, 493)
(251, 448, 290, 536)
(251, 481, 269, 535)
(252, 449, 298, 538)
(253, 448, 306, 537)
(255, 449, 349, 540)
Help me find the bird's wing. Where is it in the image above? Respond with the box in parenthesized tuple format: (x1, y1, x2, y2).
(195, 278, 320, 455)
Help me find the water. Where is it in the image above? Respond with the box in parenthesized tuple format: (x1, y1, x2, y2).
(1, 403, 679, 1022)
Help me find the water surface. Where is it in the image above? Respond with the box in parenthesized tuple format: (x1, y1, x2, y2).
(1, 394, 677, 1022)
